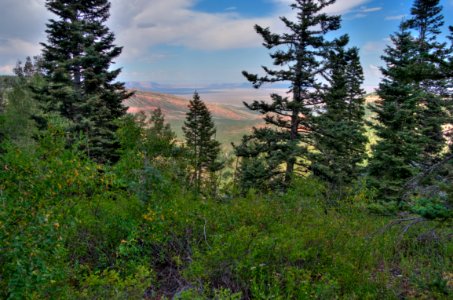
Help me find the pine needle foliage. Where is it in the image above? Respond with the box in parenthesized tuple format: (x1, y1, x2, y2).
(368, 27, 424, 203)
(183, 92, 222, 192)
(311, 46, 368, 191)
(368, 0, 452, 203)
(240, 0, 344, 187)
(402, 0, 451, 163)
(39, 0, 132, 163)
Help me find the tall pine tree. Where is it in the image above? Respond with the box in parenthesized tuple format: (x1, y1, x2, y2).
(368, 0, 452, 203)
(368, 26, 424, 203)
(311, 46, 368, 191)
(402, 0, 450, 163)
(448, 26, 453, 148)
(183, 92, 222, 192)
(39, 0, 132, 163)
(240, 0, 344, 187)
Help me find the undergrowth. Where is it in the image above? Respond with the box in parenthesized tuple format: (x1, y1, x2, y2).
(0, 123, 451, 299)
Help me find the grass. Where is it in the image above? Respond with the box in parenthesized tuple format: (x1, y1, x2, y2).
(169, 118, 263, 150)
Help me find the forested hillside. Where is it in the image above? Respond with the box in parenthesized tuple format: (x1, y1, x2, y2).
(0, 0, 452, 299)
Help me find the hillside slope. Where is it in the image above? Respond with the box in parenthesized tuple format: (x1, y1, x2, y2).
(124, 91, 262, 147)
(124, 91, 380, 148)
(125, 91, 260, 121)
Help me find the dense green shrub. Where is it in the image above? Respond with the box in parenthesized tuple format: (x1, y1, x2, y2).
(0, 122, 144, 299)
(1, 115, 451, 299)
(122, 177, 452, 299)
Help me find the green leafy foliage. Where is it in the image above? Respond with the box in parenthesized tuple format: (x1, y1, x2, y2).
(1, 1, 452, 299)
(1, 103, 452, 299)
(114, 110, 185, 203)
(75, 266, 152, 300)
(0, 78, 41, 149)
(0, 120, 143, 299)
(0, 76, 18, 116)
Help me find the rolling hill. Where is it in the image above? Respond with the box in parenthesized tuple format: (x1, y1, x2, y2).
(124, 90, 263, 148)
(124, 90, 380, 149)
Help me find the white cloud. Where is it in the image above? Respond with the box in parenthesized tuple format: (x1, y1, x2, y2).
(323, 0, 372, 14)
(0, 0, 48, 40)
(369, 64, 382, 78)
(0, 0, 48, 70)
(0, 38, 40, 56)
(0, 64, 14, 75)
(385, 14, 406, 21)
(362, 64, 382, 91)
(273, 0, 371, 14)
(350, 13, 367, 19)
(111, 0, 373, 59)
(110, 0, 274, 58)
(0, 0, 383, 83)
(362, 40, 387, 54)
(361, 7, 382, 13)
(0, 0, 375, 63)
(343, 5, 382, 20)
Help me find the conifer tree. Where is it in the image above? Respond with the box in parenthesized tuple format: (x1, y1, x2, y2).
(368, 27, 424, 203)
(448, 26, 453, 80)
(311, 46, 367, 190)
(240, 0, 344, 187)
(234, 127, 289, 193)
(368, 0, 452, 203)
(183, 92, 222, 192)
(146, 108, 176, 157)
(39, 0, 132, 163)
(448, 26, 453, 148)
(402, 0, 451, 163)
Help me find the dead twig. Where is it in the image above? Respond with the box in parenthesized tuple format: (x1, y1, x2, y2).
(398, 218, 426, 242)
(402, 154, 453, 200)
(203, 218, 211, 249)
(368, 216, 426, 240)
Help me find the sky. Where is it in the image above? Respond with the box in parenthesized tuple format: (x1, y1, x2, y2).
(0, 0, 453, 92)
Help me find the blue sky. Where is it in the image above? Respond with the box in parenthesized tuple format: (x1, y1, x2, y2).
(0, 0, 452, 92)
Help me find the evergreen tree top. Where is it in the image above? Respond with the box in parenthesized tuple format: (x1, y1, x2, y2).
(46, 0, 111, 22)
(402, 0, 446, 59)
(243, 0, 343, 90)
(39, 0, 130, 163)
(403, 0, 444, 37)
(379, 26, 418, 84)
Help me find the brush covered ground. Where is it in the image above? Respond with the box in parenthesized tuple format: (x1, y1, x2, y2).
(0, 120, 451, 299)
